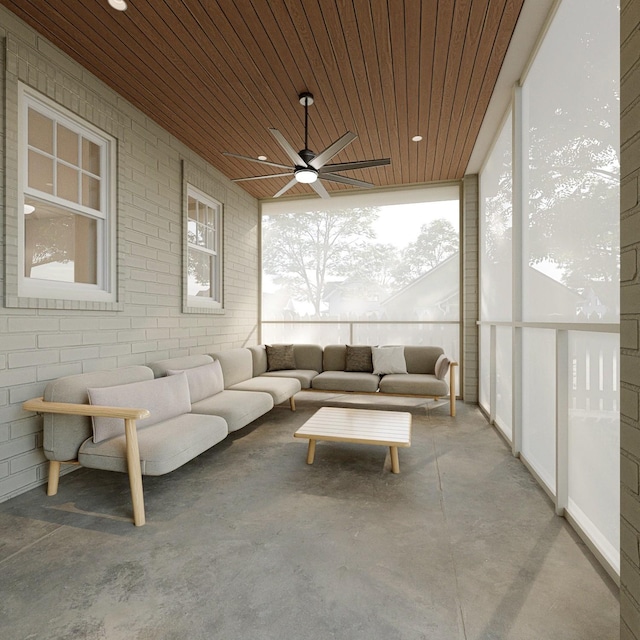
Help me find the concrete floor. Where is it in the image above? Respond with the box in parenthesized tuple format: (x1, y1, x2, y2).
(0, 395, 619, 640)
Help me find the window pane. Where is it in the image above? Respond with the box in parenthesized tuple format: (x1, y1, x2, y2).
(24, 197, 97, 284)
(521, 328, 556, 493)
(522, 0, 619, 322)
(82, 137, 101, 175)
(188, 248, 212, 297)
(82, 174, 101, 210)
(28, 150, 54, 193)
(567, 331, 619, 572)
(262, 194, 459, 322)
(480, 112, 512, 322)
(57, 124, 79, 165)
(28, 108, 53, 154)
(57, 162, 79, 203)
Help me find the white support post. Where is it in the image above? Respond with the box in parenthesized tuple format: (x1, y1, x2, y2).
(489, 323, 497, 425)
(555, 329, 569, 516)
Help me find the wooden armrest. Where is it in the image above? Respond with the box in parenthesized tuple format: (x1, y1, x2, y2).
(22, 397, 150, 421)
(23, 396, 149, 526)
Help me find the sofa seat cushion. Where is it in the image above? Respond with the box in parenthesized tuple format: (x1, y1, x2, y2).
(190, 389, 274, 432)
(229, 376, 301, 405)
(311, 371, 380, 393)
(78, 413, 228, 475)
(259, 370, 319, 389)
(378, 373, 449, 397)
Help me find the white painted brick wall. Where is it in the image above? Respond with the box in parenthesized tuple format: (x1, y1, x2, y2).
(0, 8, 260, 502)
(621, 0, 640, 636)
(462, 175, 479, 403)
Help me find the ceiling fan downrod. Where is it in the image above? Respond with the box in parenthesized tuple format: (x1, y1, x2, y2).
(299, 92, 314, 154)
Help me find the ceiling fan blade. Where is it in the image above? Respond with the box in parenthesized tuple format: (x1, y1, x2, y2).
(320, 173, 374, 189)
(319, 158, 390, 173)
(269, 128, 306, 166)
(273, 177, 299, 198)
(310, 179, 330, 199)
(309, 131, 357, 170)
(232, 172, 293, 183)
(222, 151, 291, 170)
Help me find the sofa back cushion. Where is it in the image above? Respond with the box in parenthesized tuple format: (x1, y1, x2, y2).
(42, 366, 154, 462)
(403, 346, 445, 375)
(209, 348, 253, 387)
(88, 372, 192, 443)
(148, 354, 214, 379)
(167, 361, 224, 403)
(249, 344, 324, 376)
(323, 345, 347, 371)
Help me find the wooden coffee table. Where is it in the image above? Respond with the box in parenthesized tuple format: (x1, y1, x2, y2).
(293, 406, 412, 473)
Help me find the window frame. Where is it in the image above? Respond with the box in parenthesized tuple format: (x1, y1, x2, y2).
(17, 83, 117, 303)
(185, 184, 223, 311)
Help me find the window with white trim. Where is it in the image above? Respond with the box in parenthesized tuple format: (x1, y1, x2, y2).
(186, 185, 223, 309)
(19, 85, 115, 302)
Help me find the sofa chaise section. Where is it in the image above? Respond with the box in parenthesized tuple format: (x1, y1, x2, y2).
(210, 348, 301, 410)
(149, 354, 276, 431)
(249, 344, 323, 389)
(23, 366, 228, 526)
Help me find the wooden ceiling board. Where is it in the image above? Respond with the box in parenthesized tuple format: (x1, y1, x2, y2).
(0, 0, 525, 200)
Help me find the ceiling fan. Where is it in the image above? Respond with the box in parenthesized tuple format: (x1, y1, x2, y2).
(223, 92, 390, 199)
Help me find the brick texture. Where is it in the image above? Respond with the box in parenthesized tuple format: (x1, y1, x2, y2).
(622, 0, 640, 635)
(462, 175, 479, 403)
(0, 8, 260, 502)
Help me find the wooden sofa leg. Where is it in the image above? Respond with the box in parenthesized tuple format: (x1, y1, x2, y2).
(450, 362, 458, 417)
(47, 460, 61, 496)
(290, 396, 296, 411)
(124, 418, 146, 526)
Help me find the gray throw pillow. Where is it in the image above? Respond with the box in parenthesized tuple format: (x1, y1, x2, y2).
(88, 372, 191, 443)
(167, 361, 224, 403)
(435, 354, 451, 380)
(345, 345, 373, 372)
(266, 344, 296, 371)
(372, 346, 407, 375)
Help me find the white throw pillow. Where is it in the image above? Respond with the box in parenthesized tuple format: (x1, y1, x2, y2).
(167, 361, 224, 403)
(434, 353, 451, 380)
(372, 346, 407, 375)
(88, 372, 191, 443)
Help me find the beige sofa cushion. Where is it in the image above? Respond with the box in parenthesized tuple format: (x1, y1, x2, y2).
(88, 373, 191, 443)
(167, 361, 224, 403)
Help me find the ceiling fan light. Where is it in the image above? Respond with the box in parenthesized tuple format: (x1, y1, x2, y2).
(108, 0, 128, 11)
(295, 168, 318, 184)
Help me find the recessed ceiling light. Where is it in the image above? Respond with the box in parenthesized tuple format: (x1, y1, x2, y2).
(108, 0, 128, 11)
(258, 155, 267, 161)
(24, 204, 35, 215)
(412, 135, 423, 142)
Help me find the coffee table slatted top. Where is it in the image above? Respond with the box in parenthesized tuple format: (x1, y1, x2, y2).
(294, 407, 412, 473)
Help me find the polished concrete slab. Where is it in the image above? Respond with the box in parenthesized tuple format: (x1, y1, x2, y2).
(0, 395, 619, 639)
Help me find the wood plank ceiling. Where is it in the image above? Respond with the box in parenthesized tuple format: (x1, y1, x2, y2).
(1, 0, 525, 200)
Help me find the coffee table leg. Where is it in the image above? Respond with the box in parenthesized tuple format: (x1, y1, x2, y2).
(306, 439, 316, 464)
(390, 446, 400, 473)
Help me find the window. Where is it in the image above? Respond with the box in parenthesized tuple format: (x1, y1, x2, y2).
(261, 184, 459, 351)
(186, 185, 223, 309)
(19, 85, 115, 302)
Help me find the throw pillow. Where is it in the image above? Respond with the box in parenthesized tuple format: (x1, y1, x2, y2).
(435, 354, 451, 380)
(372, 346, 407, 375)
(266, 344, 296, 371)
(88, 372, 191, 443)
(345, 345, 373, 372)
(167, 360, 224, 403)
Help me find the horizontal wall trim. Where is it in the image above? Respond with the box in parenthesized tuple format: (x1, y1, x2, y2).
(477, 321, 619, 333)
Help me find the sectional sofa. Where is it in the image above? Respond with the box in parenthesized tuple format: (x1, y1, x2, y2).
(22, 344, 456, 526)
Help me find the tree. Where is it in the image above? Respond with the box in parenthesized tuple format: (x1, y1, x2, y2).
(262, 207, 379, 316)
(392, 219, 459, 288)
